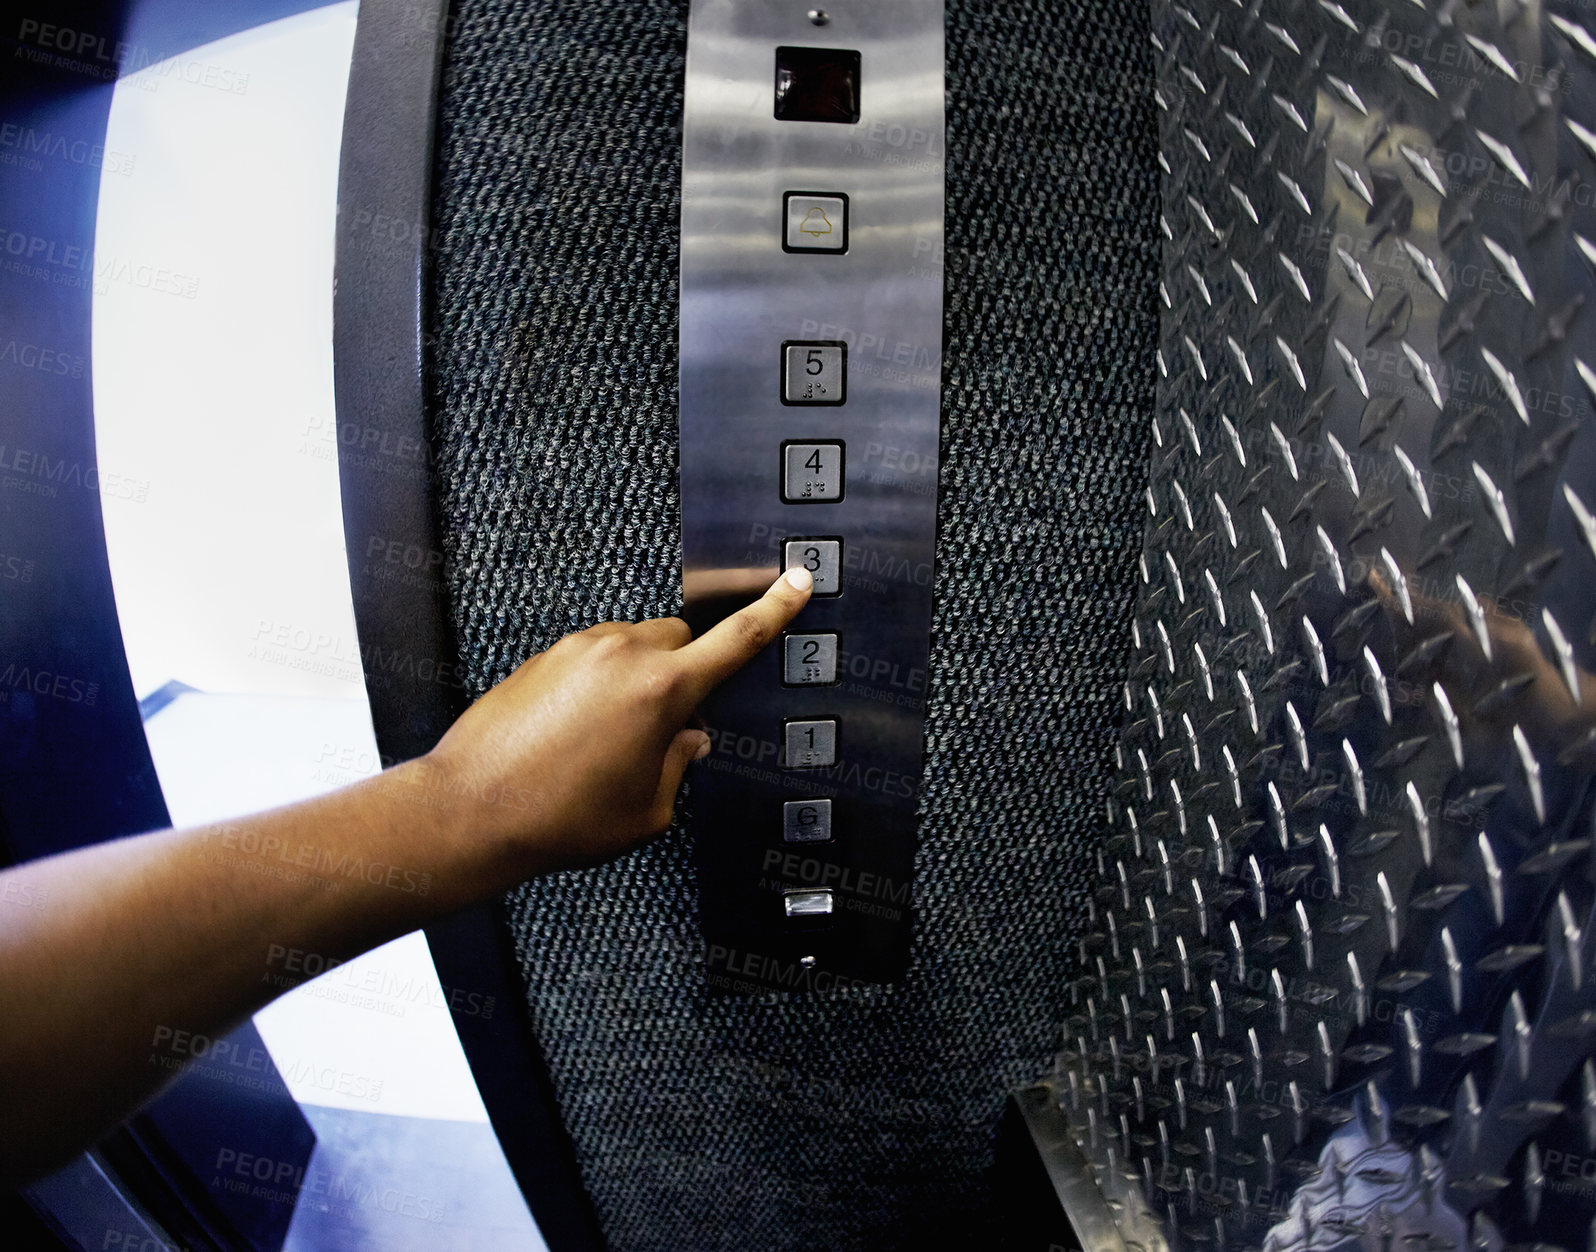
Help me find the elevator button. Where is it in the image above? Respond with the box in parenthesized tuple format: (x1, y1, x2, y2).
(784, 720, 838, 769)
(783, 538, 841, 596)
(783, 192, 848, 253)
(782, 443, 844, 502)
(783, 632, 838, 685)
(782, 341, 846, 405)
(784, 889, 835, 918)
(783, 798, 833, 842)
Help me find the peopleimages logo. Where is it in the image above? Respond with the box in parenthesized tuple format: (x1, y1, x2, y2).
(203, 825, 433, 896)
(209, 1149, 444, 1221)
(16, 20, 251, 93)
(262, 942, 497, 1020)
(0, 338, 87, 378)
(0, 442, 150, 502)
(0, 121, 135, 174)
(0, 663, 98, 706)
(706, 945, 877, 995)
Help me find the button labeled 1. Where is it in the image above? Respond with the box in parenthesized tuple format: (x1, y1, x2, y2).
(782, 341, 846, 405)
(783, 719, 838, 768)
(783, 538, 841, 596)
(782, 443, 844, 502)
(783, 632, 838, 685)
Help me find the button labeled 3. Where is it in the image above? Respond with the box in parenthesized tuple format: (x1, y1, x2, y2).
(783, 538, 841, 596)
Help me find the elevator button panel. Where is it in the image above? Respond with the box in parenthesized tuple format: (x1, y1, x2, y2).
(681, 0, 944, 990)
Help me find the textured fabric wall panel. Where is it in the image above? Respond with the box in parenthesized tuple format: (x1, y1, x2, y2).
(1052, 1, 1596, 1250)
(427, 3, 1158, 1247)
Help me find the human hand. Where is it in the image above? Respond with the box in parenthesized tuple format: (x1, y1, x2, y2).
(1369, 566, 1592, 752)
(422, 568, 814, 875)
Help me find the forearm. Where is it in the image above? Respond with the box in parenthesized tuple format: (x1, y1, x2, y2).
(0, 569, 813, 1188)
(0, 755, 513, 1187)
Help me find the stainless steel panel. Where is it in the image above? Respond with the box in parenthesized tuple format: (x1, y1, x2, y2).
(1056, 0, 1596, 1248)
(680, 0, 944, 987)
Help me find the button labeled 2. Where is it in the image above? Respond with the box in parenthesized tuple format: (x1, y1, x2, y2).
(782, 632, 838, 685)
(782, 442, 844, 503)
(783, 538, 841, 596)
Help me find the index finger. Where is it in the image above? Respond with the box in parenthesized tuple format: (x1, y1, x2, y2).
(676, 567, 813, 697)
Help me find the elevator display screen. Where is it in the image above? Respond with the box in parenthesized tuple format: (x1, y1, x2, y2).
(774, 46, 861, 123)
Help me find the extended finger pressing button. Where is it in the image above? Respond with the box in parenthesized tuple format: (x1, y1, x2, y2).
(783, 538, 841, 596)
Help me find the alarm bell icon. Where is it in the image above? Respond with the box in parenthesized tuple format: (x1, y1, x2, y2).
(799, 207, 833, 237)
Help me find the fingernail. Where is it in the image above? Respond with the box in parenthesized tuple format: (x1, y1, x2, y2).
(692, 735, 713, 760)
(784, 566, 813, 591)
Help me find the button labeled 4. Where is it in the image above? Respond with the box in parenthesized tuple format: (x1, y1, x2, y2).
(782, 442, 844, 503)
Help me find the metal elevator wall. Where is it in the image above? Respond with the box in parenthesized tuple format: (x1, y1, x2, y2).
(425, 0, 1156, 1248)
(1055, 0, 1596, 1250)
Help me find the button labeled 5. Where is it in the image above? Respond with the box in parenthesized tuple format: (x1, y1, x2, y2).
(782, 340, 846, 405)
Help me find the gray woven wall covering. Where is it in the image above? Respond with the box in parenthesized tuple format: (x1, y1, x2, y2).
(425, 1, 1159, 1247)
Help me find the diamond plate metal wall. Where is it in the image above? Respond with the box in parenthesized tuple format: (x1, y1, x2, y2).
(1051, 1, 1596, 1250)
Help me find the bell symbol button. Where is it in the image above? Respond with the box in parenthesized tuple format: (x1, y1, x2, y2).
(783, 192, 848, 253)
